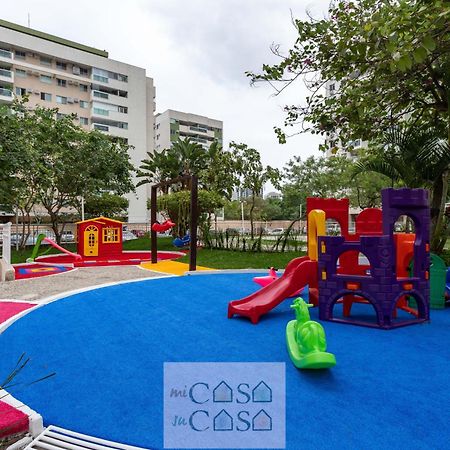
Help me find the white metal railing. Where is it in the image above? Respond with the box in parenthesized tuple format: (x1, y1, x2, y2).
(0, 222, 11, 264)
(0, 68, 12, 78)
(25, 425, 149, 450)
(0, 87, 12, 97)
(0, 48, 12, 59)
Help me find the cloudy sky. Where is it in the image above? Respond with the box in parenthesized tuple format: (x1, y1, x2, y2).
(5, 0, 330, 181)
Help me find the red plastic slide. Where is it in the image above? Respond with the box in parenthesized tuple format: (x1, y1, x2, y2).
(228, 256, 318, 324)
(43, 237, 82, 261)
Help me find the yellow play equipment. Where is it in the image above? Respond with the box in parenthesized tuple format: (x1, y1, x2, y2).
(307, 209, 326, 261)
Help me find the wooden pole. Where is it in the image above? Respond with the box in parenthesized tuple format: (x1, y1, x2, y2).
(189, 175, 198, 271)
(151, 185, 157, 264)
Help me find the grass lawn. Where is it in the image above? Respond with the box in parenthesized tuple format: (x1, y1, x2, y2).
(11, 236, 303, 269)
(179, 248, 304, 269)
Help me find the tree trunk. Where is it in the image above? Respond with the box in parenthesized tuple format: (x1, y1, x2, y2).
(250, 195, 255, 239)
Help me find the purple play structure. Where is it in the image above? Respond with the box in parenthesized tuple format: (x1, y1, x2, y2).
(317, 188, 430, 329)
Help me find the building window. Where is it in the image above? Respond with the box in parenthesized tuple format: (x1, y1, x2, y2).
(79, 117, 89, 125)
(118, 122, 128, 129)
(79, 67, 89, 76)
(79, 100, 88, 109)
(118, 106, 128, 114)
(40, 92, 51, 101)
(94, 123, 109, 132)
(40, 74, 52, 84)
(40, 56, 52, 67)
(329, 83, 336, 92)
(93, 90, 108, 99)
(103, 227, 119, 243)
(56, 60, 67, 70)
(93, 74, 108, 83)
(117, 74, 128, 82)
(57, 78, 67, 87)
(15, 50, 26, 60)
(15, 69, 26, 78)
(56, 95, 67, 104)
(56, 113, 66, 120)
(15, 87, 26, 96)
(79, 84, 88, 92)
(93, 107, 109, 116)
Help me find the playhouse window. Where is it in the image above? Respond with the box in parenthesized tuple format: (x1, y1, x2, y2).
(103, 227, 119, 243)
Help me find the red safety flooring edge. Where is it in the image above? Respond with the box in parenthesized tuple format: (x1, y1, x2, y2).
(228, 256, 318, 324)
(0, 400, 29, 438)
(0, 301, 36, 323)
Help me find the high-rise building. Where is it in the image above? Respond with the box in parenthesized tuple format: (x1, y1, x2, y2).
(0, 19, 155, 222)
(154, 109, 223, 152)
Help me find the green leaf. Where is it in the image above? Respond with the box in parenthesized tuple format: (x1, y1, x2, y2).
(413, 46, 427, 63)
(423, 35, 436, 52)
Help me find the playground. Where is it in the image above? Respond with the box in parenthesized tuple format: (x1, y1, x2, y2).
(1, 187, 450, 449)
(0, 273, 449, 449)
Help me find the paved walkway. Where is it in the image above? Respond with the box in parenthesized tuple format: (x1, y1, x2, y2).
(0, 266, 166, 304)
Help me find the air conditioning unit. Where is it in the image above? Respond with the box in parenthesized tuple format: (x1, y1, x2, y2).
(74, 98, 79, 103)
(67, 97, 74, 104)
(68, 80, 74, 85)
(34, 90, 40, 95)
(72, 66, 81, 75)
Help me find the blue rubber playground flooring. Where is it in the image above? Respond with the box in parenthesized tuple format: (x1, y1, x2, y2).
(1, 273, 450, 449)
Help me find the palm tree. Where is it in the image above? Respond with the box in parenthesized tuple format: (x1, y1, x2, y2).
(137, 149, 180, 192)
(354, 126, 450, 251)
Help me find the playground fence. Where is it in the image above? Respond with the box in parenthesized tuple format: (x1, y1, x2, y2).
(0, 222, 11, 265)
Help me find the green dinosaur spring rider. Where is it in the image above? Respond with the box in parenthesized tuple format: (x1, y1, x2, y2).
(286, 297, 336, 369)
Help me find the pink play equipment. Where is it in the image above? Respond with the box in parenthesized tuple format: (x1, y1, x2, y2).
(253, 267, 279, 287)
(43, 237, 82, 261)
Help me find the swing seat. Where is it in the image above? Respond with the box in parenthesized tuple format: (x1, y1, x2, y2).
(173, 235, 190, 248)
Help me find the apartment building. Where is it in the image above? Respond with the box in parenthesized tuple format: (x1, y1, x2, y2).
(0, 19, 155, 223)
(154, 109, 223, 152)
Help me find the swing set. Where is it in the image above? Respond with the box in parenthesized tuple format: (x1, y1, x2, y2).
(150, 175, 198, 271)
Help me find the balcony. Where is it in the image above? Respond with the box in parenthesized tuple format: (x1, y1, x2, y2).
(189, 125, 209, 134)
(91, 122, 129, 138)
(0, 88, 13, 103)
(0, 68, 13, 83)
(91, 90, 109, 101)
(92, 123, 110, 132)
(0, 49, 12, 65)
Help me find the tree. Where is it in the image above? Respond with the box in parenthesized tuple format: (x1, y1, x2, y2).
(282, 155, 390, 217)
(248, 0, 450, 147)
(84, 193, 129, 220)
(137, 148, 181, 193)
(0, 99, 40, 246)
(231, 142, 281, 238)
(248, 0, 450, 243)
(354, 125, 450, 251)
(138, 138, 237, 195)
(199, 141, 238, 200)
(156, 190, 224, 237)
(0, 99, 135, 243)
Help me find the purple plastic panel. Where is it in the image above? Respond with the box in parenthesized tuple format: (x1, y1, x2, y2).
(317, 188, 430, 329)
